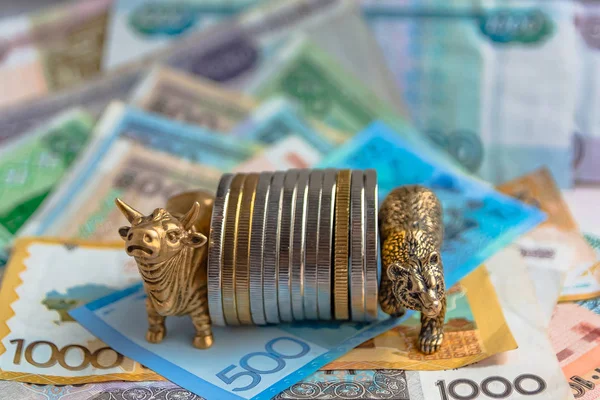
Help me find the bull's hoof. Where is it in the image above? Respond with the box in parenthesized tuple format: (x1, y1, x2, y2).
(146, 326, 166, 343)
(193, 334, 214, 349)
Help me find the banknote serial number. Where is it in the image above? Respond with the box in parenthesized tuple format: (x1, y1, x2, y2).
(216, 337, 310, 392)
(436, 375, 546, 399)
(9, 339, 123, 371)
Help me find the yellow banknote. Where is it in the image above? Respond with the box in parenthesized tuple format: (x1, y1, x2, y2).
(0, 238, 163, 384)
(321, 266, 516, 371)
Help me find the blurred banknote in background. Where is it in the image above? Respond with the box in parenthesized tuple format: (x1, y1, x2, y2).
(363, 0, 579, 187)
(102, 0, 261, 70)
(0, 109, 94, 262)
(0, 0, 111, 108)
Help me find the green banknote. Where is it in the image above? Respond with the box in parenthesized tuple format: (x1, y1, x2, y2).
(0, 109, 95, 261)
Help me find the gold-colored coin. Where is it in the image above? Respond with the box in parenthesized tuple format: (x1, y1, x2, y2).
(222, 173, 246, 326)
(334, 169, 351, 320)
(235, 173, 259, 325)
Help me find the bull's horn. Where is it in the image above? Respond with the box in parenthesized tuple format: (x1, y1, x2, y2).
(115, 198, 143, 223)
(180, 201, 200, 230)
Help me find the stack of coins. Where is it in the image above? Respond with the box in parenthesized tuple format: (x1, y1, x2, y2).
(207, 169, 378, 326)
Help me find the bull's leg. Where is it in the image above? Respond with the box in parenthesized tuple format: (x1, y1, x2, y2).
(418, 296, 446, 354)
(190, 308, 213, 349)
(145, 298, 166, 344)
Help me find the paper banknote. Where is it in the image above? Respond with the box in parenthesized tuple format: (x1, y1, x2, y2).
(550, 303, 600, 400)
(322, 265, 516, 371)
(0, 109, 95, 262)
(21, 103, 257, 240)
(0, 238, 162, 384)
(134, 66, 347, 145)
(0, 380, 199, 400)
(363, 1, 578, 187)
(496, 168, 597, 319)
(131, 66, 257, 132)
(319, 122, 546, 281)
(572, 1, 600, 183)
(232, 97, 338, 151)
(102, 0, 262, 70)
(0, 0, 111, 109)
(562, 233, 600, 302)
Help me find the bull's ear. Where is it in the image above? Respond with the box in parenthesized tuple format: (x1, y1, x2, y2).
(182, 232, 207, 248)
(118, 226, 131, 241)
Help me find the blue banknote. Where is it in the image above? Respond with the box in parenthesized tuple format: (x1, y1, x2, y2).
(71, 284, 413, 400)
(232, 97, 338, 153)
(318, 122, 546, 281)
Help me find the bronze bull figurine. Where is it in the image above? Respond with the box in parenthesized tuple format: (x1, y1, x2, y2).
(115, 191, 215, 349)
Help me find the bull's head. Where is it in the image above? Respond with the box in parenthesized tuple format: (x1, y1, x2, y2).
(115, 198, 208, 264)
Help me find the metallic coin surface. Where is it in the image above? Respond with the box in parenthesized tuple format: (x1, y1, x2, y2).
(222, 173, 246, 326)
(277, 170, 298, 322)
(291, 169, 310, 321)
(317, 169, 336, 320)
(364, 169, 379, 321)
(235, 173, 259, 325)
(264, 171, 285, 324)
(249, 172, 272, 325)
(304, 170, 322, 320)
(207, 173, 233, 327)
(333, 169, 351, 320)
(350, 170, 366, 322)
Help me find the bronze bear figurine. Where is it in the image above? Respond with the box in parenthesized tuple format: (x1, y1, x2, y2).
(378, 185, 446, 354)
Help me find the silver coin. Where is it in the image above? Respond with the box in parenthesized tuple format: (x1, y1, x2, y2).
(316, 169, 336, 320)
(350, 170, 366, 322)
(263, 171, 285, 324)
(304, 170, 323, 320)
(249, 172, 272, 325)
(364, 169, 379, 321)
(291, 169, 310, 321)
(207, 173, 233, 327)
(278, 170, 298, 322)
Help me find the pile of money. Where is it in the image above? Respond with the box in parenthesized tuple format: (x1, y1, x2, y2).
(2, 0, 600, 399)
(208, 169, 379, 325)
